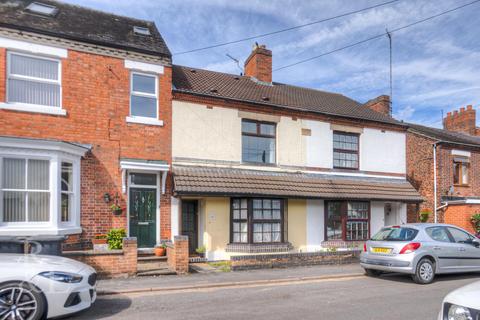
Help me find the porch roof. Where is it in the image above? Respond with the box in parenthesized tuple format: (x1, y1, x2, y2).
(172, 166, 423, 203)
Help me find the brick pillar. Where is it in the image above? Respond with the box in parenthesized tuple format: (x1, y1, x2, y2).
(122, 237, 138, 275)
(167, 235, 189, 274)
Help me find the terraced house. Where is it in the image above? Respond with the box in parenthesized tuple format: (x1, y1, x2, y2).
(0, 0, 173, 250)
(170, 44, 422, 261)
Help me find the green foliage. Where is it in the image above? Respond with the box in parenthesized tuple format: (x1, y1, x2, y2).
(208, 261, 231, 272)
(471, 213, 480, 232)
(110, 203, 121, 211)
(106, 228, 126, 250)
(326, 246, 337, 253)
(195, 246, 206, 254)
(419, 210, 431, 223)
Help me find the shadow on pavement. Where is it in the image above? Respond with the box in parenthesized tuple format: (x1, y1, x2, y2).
(374, 271, 480, 284)
(66, 294, 132, 319)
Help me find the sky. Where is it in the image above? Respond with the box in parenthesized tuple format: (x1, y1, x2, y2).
(63, 0, 480, 127)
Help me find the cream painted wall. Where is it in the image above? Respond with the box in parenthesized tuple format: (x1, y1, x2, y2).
(360, 128, 406, 174)
(306, 199, 324, 251)
(277, 117, 305, 166)
(172, 101, 241, 162)
(287, 199, 307, 251)
(203, 197, 230, 261)
(304, 120, 333, 168)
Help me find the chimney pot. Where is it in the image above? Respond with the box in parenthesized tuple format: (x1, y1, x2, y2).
(447, 112, 452, 117)
(467, 105, 473, 110)
(443, 105, 478, 136)
(460, 107, 465, 113)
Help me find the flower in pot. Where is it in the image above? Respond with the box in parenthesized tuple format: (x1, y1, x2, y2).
(419, 209, 431, 223)
(92, 234, 107, 245)
(111, 203, 123, 215)
(106, 228, 126, 250)
(154, 243, 167, 257)
(195, 246, 206, 258)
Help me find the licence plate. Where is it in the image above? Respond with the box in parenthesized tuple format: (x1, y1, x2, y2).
(371, 247, 392, 254)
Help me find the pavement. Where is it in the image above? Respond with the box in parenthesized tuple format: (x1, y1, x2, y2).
(97, 264, 364, 295)
(71, 265, 480, 320)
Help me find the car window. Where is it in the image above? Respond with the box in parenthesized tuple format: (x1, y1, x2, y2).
(447, 227, 474, 244)
(371, 227, 418, 241)
(426, 227, 451, 243)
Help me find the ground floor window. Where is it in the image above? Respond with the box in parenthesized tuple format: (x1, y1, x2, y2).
(231, 198, 284, 244)
(326, 201, 369, 241)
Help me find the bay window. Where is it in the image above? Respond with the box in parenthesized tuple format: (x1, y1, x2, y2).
(7, 52, 61, 108)
(0, 137, 87, 235)
(326, 201, 370, 241)
(231, 198, 284, 244)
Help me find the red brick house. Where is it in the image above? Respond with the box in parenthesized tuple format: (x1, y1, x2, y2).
(407, 105, 480, 234)
(0, 0, 173, 250)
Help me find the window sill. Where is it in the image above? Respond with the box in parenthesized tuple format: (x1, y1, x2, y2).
(0, 102, 67, 116)
(0, 226, 82, 236)
(454, 184, 469, 187)
(126, 116, 164, 126)
(226, 242, 293, 253)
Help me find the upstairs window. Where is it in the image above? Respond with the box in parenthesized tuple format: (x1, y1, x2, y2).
(242, 120, 276, 164)
(133, 26, 151, 36)
(130, 72, 158, 119)
(26, 2, 58, 16)
(453, 157, 469, 186)
(7, 52, 61, 108)
(333, 131, 359, 169)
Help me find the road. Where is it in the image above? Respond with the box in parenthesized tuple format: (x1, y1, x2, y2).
(71, 272, 478, 320)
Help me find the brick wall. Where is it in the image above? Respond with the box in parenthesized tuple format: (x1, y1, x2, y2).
(167, 235, 189, 274)
(0, 48, 172, 248)
(63, 237, 138, 278)
(443, 105, 478, 136)
(444, 204, 479, 234)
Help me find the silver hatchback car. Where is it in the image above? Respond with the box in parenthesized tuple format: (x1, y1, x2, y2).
(360, 223, 480, 284)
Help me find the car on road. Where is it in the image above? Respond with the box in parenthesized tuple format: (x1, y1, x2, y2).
(438, 280, 480, 320)
(0, 254, 97, 320)
(360, 223, 480, 284)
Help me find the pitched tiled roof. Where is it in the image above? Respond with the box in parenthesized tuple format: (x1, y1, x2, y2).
(407, 123, 480, 146)
(173, 166, 422, 202)
(0, 0, 171, 58)
(172, 65, 403, 126)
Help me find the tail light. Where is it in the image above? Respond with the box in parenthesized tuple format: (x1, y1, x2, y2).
(363, 243, 367, 252)
(399, 242, 421, 254)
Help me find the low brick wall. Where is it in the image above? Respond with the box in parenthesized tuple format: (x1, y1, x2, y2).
(167, 235, 189, 274)
(63, 237, 137, 278)
(230, 250, 361, 271)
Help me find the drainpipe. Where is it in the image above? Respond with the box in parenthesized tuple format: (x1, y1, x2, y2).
(433, 142, 438, 223)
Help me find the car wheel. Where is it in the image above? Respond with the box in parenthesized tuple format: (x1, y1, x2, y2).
(412, 258, 435, 284)
(364, 268, 382, 277)
(0, 282, 46, 320)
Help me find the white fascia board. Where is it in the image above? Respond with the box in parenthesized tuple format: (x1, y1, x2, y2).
(120, 160, 170, 172)
(0, 36, 67, 58)
(124, 59, 164, 74)
(0, 136, 90, 157)
(451, 149, 471, 157)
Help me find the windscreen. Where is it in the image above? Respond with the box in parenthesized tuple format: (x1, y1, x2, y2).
(371, 227, 418, 241)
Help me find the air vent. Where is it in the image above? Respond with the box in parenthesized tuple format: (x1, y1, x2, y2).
(233, 76, 240, 80)
(262, 96, 270, 101)
(26, 2, 58, 16)
(133, 26, 151, 36)
(190, 69, 197, 73)
(210, 89, 218, 93)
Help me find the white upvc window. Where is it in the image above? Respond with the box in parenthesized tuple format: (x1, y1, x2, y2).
(129, 72, 158, 120)
(7, 51, 62, 109)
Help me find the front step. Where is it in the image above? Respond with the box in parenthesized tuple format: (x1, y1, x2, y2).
(138, 255, 167, 262)
(137, 269, 176, 277)
(137, 253, 175, 276)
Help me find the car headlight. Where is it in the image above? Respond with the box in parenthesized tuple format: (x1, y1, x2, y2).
(39, 271, 83, 283)
(447, 304, 473, 320)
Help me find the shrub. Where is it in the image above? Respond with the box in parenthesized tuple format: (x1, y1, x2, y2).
(471, 213, 480, 233)
(419, 210, 431, 223)
(106, 228, 126, 250)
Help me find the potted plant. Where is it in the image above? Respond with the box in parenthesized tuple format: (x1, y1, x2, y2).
(419, 209, 431, 223)
(92, 234, 107, 245)
(195, 246, 206, 258)
(470, 213, 480, 237)
(111, 203, 123, 216)
(106, 228, 126, 250)
(154, 243, 167, 256)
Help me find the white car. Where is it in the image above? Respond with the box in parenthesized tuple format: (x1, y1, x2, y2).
(439, 280, 480, 320)
(0, 254, 96, 320)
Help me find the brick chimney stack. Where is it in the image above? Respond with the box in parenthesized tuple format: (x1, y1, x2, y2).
(244, 44, 272, 83)
(443, 105, 479, 136)
(363, 95, 391, 116)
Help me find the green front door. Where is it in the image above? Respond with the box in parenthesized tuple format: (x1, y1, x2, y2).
(129, 188, 156, 248)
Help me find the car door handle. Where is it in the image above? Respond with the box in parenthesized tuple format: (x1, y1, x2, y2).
(433, 246, 441, 250)
(459, 247, 466, 252)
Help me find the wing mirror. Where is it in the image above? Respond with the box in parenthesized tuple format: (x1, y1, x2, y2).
(473, 239, 480, 248)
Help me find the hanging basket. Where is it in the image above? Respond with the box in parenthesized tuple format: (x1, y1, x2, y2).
(112, 208, 123, 216)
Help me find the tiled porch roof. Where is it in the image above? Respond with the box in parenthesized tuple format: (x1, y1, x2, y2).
(172, 166, 423, 202)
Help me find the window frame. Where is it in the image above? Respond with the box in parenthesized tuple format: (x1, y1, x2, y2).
(332, 131, 360, 170)
(230, 198, 285, 244)
(324, 200, 370, 241)
(6, 51, 62, 109)
(129, 71, 159, 120)
(453, 159, 469, 186)
(241, 119, 277, 165)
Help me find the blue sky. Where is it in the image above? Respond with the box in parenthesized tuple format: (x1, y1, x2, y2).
(64, 0, 480, 127)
